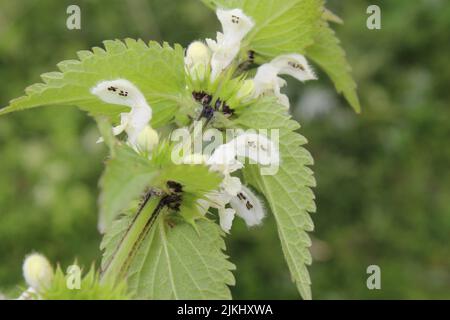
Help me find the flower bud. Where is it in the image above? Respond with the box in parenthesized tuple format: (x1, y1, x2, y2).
(136, 125, 159, 153)
(237, 79, 255, 101)
(185, 41, 211, 80)
(22, 253, 54, 291)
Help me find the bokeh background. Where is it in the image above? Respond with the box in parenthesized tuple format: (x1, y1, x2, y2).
(0, 0, 449, 299)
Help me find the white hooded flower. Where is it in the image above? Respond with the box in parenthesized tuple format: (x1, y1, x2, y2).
(185, 41, 211, 81)
(193, 133, 279, 232)
(91, 79, 152, 147)
(253, 54, 317, 108)
(206, 8, 254, 80)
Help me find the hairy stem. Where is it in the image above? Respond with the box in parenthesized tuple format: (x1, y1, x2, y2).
(100, 194, 163, 284)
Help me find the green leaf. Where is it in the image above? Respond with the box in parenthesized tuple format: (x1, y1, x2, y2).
(98, 143, 157, 232)
(306, 21, 361, 113)
(233, 97, 316, 299)
(0, 39, 189, 127)
(99, 141, 222, 232)
(127, 217, 235, 299)
(101, 212, 235, 299)
(202, 0, 323, 58)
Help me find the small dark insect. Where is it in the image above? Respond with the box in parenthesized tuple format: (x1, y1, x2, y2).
(107, 86, 117, 92)
(161, 193, 183, 211)
(222, 103, 234, 116)
(245, 201, 254, 210)
(192, 91, 206, 101)
(167, 180, 183, 193)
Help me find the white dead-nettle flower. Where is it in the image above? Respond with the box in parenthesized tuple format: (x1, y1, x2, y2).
(187, 133, 278, 233)
(18, 253, 54, 300)
(185, 41, 211, 81)
(91, 79, 152, 147)
(206, 8, 254, 80)
(252, 54, 317, 108)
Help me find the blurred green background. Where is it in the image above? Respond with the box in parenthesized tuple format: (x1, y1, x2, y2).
(0, 0, 449, 299)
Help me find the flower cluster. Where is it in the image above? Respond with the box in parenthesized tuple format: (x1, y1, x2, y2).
(184, 132, 279, 232)
(185, 8, 317, 109)
(88, 7, 312, 233)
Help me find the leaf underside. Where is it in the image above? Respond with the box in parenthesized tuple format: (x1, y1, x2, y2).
(306, 20, 361, 113)
(234, 98, 316, 299)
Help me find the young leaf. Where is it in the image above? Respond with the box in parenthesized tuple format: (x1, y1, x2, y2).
(202, 0, 322, 58)
(126, 217, 235, 299)
(0, 39, 189, 127)
(98, 143, 157, 232)
(233, 97, 316, 300)
(99, 141, 222, 232)
(306, 20, 361, 112)
(41, 265, 130, 300)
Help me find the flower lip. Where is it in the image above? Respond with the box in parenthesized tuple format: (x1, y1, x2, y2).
(91, 79, 153, 147)
(216, 8, 255, 43)
(207, 8, 255, 80)
(91, 79, 148, 108)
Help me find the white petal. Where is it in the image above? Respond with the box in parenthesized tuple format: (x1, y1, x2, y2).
(216, 8, 254, 43)
(125, 106, 153, 145)
(205, 37, 218, 51)
(230, 185, 265, 227)
(207, 143, 243, 174)
(219, 207, 235, 233)
(222, 175, 242, 196)
(209, 43, 240, 81)
(252, 63, 281, 100)
(91, 79, 153, 147)
(208, 9, 254, 80)
(206, 190, 232, 209)
(91, 79, 148, 108)
(271, 54, 317, 82)
(233, 133, 280, 166)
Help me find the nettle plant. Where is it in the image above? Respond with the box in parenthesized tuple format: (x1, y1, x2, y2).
(1, 0, 359, 300)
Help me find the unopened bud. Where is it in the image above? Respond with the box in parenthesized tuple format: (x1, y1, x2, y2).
(237, 79, 255, 101)
(185, 41, 211, 80)
(22, 253, 53, 291)
(136, 125, 159, 153)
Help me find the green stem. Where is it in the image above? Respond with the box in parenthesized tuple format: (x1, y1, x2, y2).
(100, 195, 162, 284)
